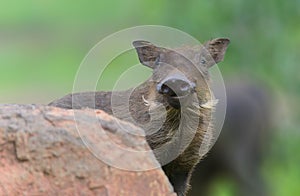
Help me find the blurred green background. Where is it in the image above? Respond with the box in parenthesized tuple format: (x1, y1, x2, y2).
(0, 0, 299, 195)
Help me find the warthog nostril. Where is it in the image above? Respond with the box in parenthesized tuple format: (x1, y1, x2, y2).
(159, 84, 177, 97)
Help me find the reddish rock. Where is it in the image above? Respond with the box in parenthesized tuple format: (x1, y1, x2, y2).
(0, 104, 175, 196)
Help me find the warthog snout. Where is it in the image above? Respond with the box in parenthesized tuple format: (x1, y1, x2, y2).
(157, 73, 196, 109)
(157, 74, 195, 97)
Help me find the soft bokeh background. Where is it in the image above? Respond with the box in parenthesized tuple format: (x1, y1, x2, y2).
(0, 0, 299, 195)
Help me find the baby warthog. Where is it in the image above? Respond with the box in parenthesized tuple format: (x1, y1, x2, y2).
(49, 38, 230, 196)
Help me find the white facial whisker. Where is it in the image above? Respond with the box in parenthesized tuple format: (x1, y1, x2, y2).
(200, 99, 218, 109)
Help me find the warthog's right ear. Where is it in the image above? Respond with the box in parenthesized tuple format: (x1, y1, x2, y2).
(132, 40, 161, 69)
(203, 38, 230, 67)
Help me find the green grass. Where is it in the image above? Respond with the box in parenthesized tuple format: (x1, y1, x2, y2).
(264, 131, 300, 196)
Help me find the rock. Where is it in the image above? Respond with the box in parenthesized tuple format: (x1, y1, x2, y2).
(0, 104, 175, 196)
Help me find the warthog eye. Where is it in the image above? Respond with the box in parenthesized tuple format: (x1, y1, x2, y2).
(200, 58, 206, 64)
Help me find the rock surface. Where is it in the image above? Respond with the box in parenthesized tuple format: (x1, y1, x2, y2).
(0, 104, 175, 196)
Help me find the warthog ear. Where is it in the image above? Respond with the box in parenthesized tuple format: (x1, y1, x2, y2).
(203, 38, 230, 68)
(132, 40, 161, 69)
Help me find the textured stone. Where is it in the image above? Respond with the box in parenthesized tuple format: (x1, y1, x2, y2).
(0, 104, 175, 196)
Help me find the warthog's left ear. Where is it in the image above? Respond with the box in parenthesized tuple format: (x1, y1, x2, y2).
(132, 40, 162, 69)
(203, 38, 230, 68)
